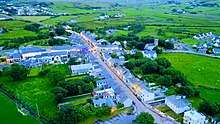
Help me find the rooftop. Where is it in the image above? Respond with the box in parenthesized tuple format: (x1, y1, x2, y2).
(166, 95, 190, 108)
(19, 46, 46, 54)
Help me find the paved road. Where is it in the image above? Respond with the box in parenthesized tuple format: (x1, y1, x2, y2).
(79, 32, 179, 124)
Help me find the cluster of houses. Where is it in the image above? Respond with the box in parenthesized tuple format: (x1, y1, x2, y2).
(165, 95, 208, 124)
(192, 32, 220, 55)
(70, 61, 133, 109)
(0, 2, 55, 16)
(82, 31, 166, 104)
(6, 45, 89, 68)
(98, 13, 124, 20)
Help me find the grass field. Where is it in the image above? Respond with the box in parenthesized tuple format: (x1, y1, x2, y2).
(0, 93, 38, 124)
(0, 64, 70, 119)
(16, 16, 51, 23)
(41, 16, 76, 25)
(0, 20, 31, 30)
(160, 53, 220, 107)
(0, 29, 37, 40)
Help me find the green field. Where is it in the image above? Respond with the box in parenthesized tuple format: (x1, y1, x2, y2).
(16, 16, 51, 23)
(0, 29, 37, 40)
(41, 16, 76, 25)
(0, 64, 70, 119)
(0, 93, 38, 124)
(160, 53, 220, 107)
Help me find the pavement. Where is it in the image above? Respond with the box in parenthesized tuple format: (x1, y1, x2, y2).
(79, 32, 179, 124)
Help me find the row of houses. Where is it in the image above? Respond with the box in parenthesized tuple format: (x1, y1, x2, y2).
(165, 95, 208, 124)
(69, 61, 133, 108)
(7, 45, 89, 68)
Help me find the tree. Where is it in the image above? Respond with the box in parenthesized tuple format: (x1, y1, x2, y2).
(24, 23, 41, 32)
(67, 58, 80, 65)
(157, 75, 173, 87)
(56, 106, 81, 124)
(141, 60, 159, 74)
(55, 26, 65, 36)
(4, 64, 29, 81)
(176, 85, 200, 97)
(199, 101, 219, 116)
(133, 112, 154, 124)
(164, 67, 187, 85)
(48, 71, 65, 85)
(133, 52, 144, 59)
(155, 58, 171, 68)
(54, 87, 68, 103)
(48, 38, 65, 46)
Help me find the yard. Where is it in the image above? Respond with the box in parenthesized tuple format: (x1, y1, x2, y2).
(160, 53, 220, 107)
(155, 105, 183, 123)
(0, 93, 38, 124)
(0, 64, 71, 119)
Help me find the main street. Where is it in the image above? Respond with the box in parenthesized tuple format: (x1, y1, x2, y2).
(79, 32, 179, 124)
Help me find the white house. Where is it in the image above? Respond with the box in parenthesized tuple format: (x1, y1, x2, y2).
(70, 63, 94, 75)
(96, 79, 109, 89)
(142, 50, 157, 59)
(138, 89, 155, 102)
(184, 110, 207, 124)
(93, 88, 115, 99)
(165, 95, 191, 114)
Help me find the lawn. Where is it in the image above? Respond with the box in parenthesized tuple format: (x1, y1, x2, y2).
(63, 93, 92, 106)
(0, 64, 71, 119)
(0, 93, 38, 124)
(160, 53, 220, 107)
(155, 105, 183, 122)
(181, 38, 200, 45)
(16, 16, 51, 23)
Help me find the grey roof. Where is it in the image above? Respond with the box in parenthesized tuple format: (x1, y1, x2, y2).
(19, 46, 46, 54)
(213, 48, 220, 53)
(92, 98, 115, 107)
(8, 53, 21, 59)
(51, 45, 72, 51)
(144, 50, 156, 55)
(166, 95, 190, 108)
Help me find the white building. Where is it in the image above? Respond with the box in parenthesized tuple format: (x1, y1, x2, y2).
(184, 110, 207, 124)
(93, 88, 115, 99)
(138, 89, 155, 102)
(165, 95, 191, 114)
(142, 50, 157, 59)
(70, 63, 94, 75)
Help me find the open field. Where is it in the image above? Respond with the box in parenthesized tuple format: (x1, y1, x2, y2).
(0, 20, 31, 30)
(0, 93, 38, 124)
(16, 16, 51, 23)
(50, 2, 97, 14)
(0, 29, 37, 40)
(160, 53, 220, 89)
(0, 64, 70, 119)
(160, 53, 220, 108)
(41, 16, 76, 25)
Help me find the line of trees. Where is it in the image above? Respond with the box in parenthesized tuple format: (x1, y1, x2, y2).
(124, 52, 199, 97)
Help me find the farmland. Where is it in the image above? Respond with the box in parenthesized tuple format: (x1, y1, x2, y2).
(160, 53, 220, 107)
